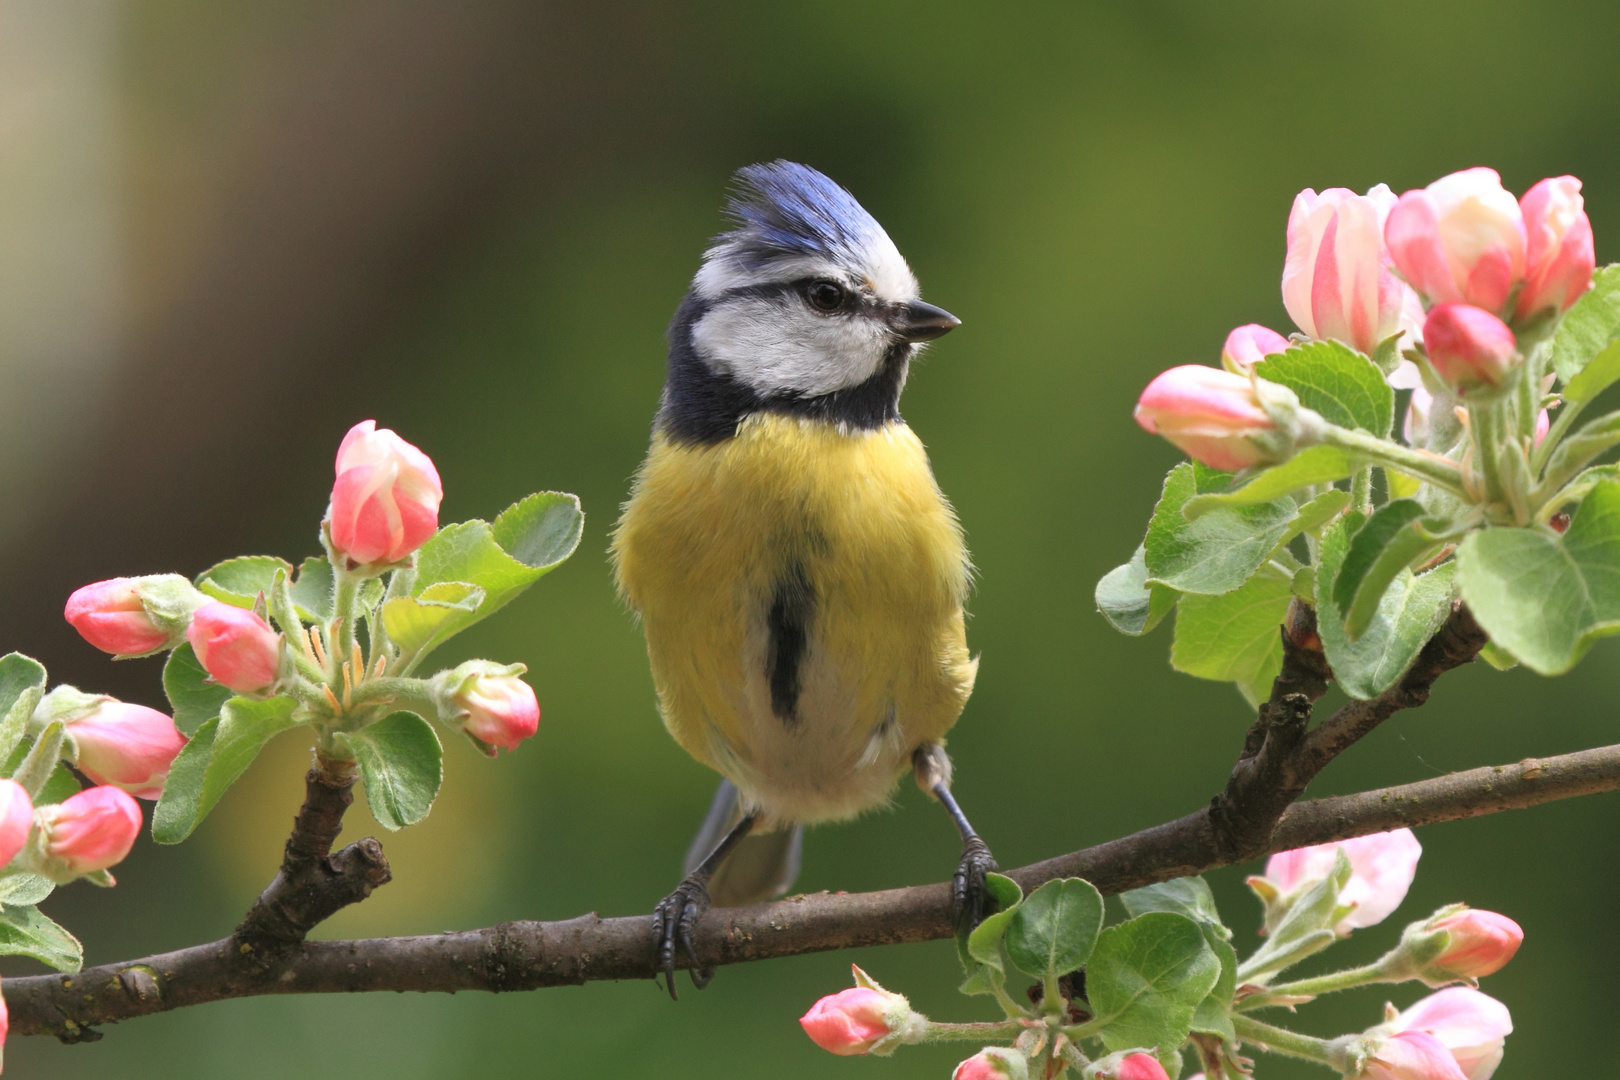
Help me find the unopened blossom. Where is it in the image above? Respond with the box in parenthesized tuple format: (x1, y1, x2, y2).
(430, 661, 541, 754)
(65, 701, 186, 800)
(953, 1046, 1029, 1080)
(1221, 324, 1290, 372)
(0, 781, 32, 868)
(64, 578, 170, 656)
(800, 966, 923, 1057)
(1283, 185, 1424, 355)
(1387, 988, 1512, 1080)
(1423, 304, 1520, 392)
(1257, 828, 1422, 933)
(37, 786, 142, 879)
(1355, 1030, 1471, 1080)
(1386, 169, 1526, 317)
(1134, 365, 1300, 471)
(1515, 175, 1595, 320)
(1423, 909, 1523, 983)
(186, 602, 282, 696)
(1091, 1052, 1172, 1080)
(327, 420, 443, 566)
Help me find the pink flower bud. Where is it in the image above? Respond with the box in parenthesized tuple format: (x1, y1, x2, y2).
(328, 420, 443, 567)
(65, 701, 186, 800)
(431, 661, 541, 754)
(1259, 828, 1422, 933)
(1093, 1052, 1171, 1080)
(1387, 988, 1512, 1080)
(800, 987, 898, 1056)
(1283, 185, 1423, 356)
(186, 601, 282, 696)
(1356, 1030, 1472, 1080)
(1134, 365, 1279, 470)
(952, 1047, 1029, 1080)
(1426, 909, 1523, 981)
(1423, 304, 1520, 392)
(1386, 168, 1527, 317)
(40, 786, 142, 876)
(64, 578, 171, 656)
(1221, 324, 1290, 372)
(1515, 175, 1594, 321)
(0, 781, 33, 868)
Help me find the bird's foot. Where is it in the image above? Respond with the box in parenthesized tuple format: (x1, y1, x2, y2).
(652, 874, 714, 999)
(952, 835, 1000, 936)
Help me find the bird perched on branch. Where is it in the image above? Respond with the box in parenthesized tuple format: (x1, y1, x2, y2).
(612, 160, 993, 997)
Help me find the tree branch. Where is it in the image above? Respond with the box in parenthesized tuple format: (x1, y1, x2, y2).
(10, 739, 1617, 1039)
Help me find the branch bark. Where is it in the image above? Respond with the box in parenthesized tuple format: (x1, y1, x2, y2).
(10, 739, 1617, 1039)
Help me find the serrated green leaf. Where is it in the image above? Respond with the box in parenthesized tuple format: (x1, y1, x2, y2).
(194, 555, 294, 608)
(1120, 877, 1228, 937)
(1552, 264, 1620, 383)
(405, 492, 583, 655)
(152, 696, 302, 844)
(1086, 912, 1221, 1053)
(0, 874, 53, 906)
(1255, 341, 1394, 436)
(1332, 501, 1444, 640)
(0, 903, 82, 972)
(1317, 517, 1458, 699)
(0, 654, 46, 764)
(289, 557, 335, 623)
(1004, 878, 1104, 980)
(1096, 546, 1177, 636)
(1145, 464, 1297, 595)
(1171, 573, 1292, 692)
(346, 712, 442, 830)
(162, 643, 232, 737)
(1182, 446, 1357, 519)
(1457, 481, 1620, 675)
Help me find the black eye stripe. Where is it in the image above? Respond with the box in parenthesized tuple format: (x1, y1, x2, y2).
(720, 277, 878, 315)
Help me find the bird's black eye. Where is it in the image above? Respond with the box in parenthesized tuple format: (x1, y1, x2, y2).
(806, 280, 846, 313)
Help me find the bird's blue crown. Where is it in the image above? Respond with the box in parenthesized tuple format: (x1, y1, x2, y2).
(714, 160, 886, 271)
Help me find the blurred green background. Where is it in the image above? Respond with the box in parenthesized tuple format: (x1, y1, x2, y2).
(1, 0, 1615, 1075)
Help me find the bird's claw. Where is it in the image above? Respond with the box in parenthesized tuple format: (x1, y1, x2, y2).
(952, 835, 999, 936)
(652, 874, 714, 999)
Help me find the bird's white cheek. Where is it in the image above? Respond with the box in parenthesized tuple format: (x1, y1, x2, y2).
(692, 300, 890, 397)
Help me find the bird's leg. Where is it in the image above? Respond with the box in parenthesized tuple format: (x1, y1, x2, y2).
(652, 811, 756, 999)
(913, 743, 999, 935)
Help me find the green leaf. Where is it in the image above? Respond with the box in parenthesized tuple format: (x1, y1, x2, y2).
(381, 582, 486, 657)
(1478, 641, 1518, 671)
(1457, 482, 1620, 675)
(35, 764, 80, 807)
(0, 874, 53, 906)
(1171, 573, 1292, 691)
(407, 492, 583, 651)
(0, 903, 82, 972)
(1120, 876, 1228, 938)
(1552, 263, 1620, 384)
(1281, 489, 1353, 547)
(1096, 546, 1177, 636)
(1546, 464, 1620, 514)
(1144, 464, 1297, 595)
(1182, 446, 1357, 519)
(345, 712, 443, 830)
(162, 643, 233, 737)
(1317, 516, 1458, 699)
(957, 873, 1023, 995)
(152, 696, 302, 844)
(12, 722, 64, 799)
(0, 654, 47, 763)
(1191, 932, 1238, 1042)
(1004, 878, 1105, 980)
(289, 557, 335, 623)
(194, 555, 294, 608)
(1255, 341, 1394, 436)
(1086, 912, 1221, 1054)
(1561, 339, 1620, 406)
(1331, 501, 1444, 640)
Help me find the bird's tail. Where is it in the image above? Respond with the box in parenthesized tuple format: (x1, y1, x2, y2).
(683, 779, 803, 907)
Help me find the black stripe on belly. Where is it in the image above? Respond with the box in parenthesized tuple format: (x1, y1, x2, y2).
(766, 561, 815, 726)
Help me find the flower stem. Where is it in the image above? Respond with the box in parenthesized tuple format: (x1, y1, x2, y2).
(1469, 401, 1507, 506)
(331, 570, 361, 669)
(1351, 465, 1373, 514)
(914, 1019, 1026, 1043)
(1231, 1015, 1338, 1066)
(1318, 425, 1468, 500)
(1236, 960, 1390, 1010)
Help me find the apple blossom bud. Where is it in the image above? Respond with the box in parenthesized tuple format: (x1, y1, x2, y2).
(63, 701, 186, 800)
(1251, 828, 1421, 934)
(799, 965, 925, 1057)
(953, 1046, 1029, 1080)
(0, 781, 33, 868)
(1423, 304, 1520, 393)
(327, 420, 443, 567)
(64, 574, 207, 657)
(186, 602, 283, 696)
(1353, 1030, 1472, 1080)
(1392, 906, 1523, 985)
(34, 786, 142, 881)
(1355, 988, 1512, 1080)
(1515, 175, 1594, 321)
(1386, 168, 1526, 317)
(1534, 408, 1550, 446)
(1283, 184, 1423, 356)
(1088, 1052, 1171, 1080)
(1221, 324, 1290, 372)
(1134, 365, 1321, 471)
(429, 661, 540, 754)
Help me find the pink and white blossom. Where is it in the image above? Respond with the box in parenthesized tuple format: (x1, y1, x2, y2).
(327, 420, 443, 567)
(1385, 169, 1526, 317)
(1283, 185, 1423, 356)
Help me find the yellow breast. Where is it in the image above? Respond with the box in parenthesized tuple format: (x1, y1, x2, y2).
(611, 413, 976, 825)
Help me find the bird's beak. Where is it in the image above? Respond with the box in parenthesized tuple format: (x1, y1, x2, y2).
(889, 299, 961, 343)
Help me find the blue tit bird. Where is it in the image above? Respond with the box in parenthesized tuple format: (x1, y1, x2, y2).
(611, 160, 995, 997)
